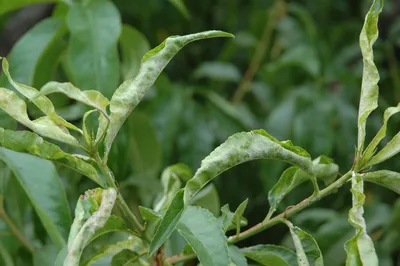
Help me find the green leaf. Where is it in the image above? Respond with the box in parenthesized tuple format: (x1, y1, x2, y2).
(184, 129, 312, 204)
(138, 206, 162, 221)
(154, 164, 184, 212)
(119, 25, 150, 80)
(219, 203, 248, 233)
(38, 82, 110, 119)
(0, 18, 63, 87)
(359, 103, 400, 168)
(363, 170, 400, 194)
(66, 0, 121, 98)
(0, 147, 71, 249)
(167, 0, 191, 19)
(233, 199, 248, 235)
(149, 189, 185, 256)
(284, 220, 324, 266)
(104, 30, 234, 157)
(344, 173, 378, 265)
(1, 58, 82, 134)
(356, 0, 383, 153)
(229, 245, 248, 266)
(242, 245, 298, 266)
(111, 249, 140, 266)
(65, 188, 117, 266)
(176, 206, 229, 266)
(191, 184, 220, 217)
(87, 216, 129, 246)
(312, 156, 338, 185)
(0, 0, 56, 16)
(0, 128, 103, 185)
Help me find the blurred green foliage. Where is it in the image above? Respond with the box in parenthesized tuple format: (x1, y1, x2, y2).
(0, 0, 399, 265)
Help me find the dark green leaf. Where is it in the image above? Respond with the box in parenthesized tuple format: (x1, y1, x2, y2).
(66, 0, 121, 98)
(176, 206, 229, 266)
(111, 249, 139, 266)
(242, 245, 297, 266)
(363, 170, 400, 194)
(0, 147, 71, 249)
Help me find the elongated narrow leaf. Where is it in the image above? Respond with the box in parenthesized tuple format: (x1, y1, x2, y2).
(219, 202, 248, 233)
(66, 0, 121, 98)
(38, 82, 110, 119)
(363, 170, 400, 194)
(242, 245, 297, 266)
(65, 188, 117, 266)
(0, 87, 80, 147)
(1, 58, 81, 133)
(356, 0, 383, 153)
(176, 206, 229, 266)
(119, 25, 150, 80)
(149, 189, 185, 256)
(284, 221, 324, 266)
(344, 173, 378, 265)
(0, 147, 71, 249)
(0, 0, 56, 16)
(229, 245, 248, 266)
(364, 130, 400, 167)
(184, 129, 312, 204)
(0, 128, 102, 185)
(104, 30, 234, 157)
(359, 103, 400, 168)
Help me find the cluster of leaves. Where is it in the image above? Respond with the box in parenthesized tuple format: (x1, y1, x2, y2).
(0, 0, 399, 265)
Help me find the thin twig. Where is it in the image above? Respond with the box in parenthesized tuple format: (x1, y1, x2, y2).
(231, 0, 286, 104)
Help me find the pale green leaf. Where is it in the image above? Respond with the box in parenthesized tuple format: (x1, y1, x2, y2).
(284, 220, 324, 266)
(242, 245, 297, 266)
(344, 173, 378, 266)
(38, 82, 110, 119)
(356, 0, 383, 153)
(233, 199, 248, 235)
(154, 164, 184, 212)
(363, 170, 400, 194)
(218, 204, 248, 233)
(66, 0, 121, 98)
(363, 129, 400, 168)
(1, 58, 81, 133)
(0, 0, 56, 16)
(184, 129, 312, 204)
(149, 189, 185, 256)
(0, 128, 103, 185)
(176, 206, 229, 266)
(119, 25, 150, 80)
(138, 206, 162, 221)
(312, 156, 339, 185)
(167, 0, 191, 19)
(191, 183, 220, 217)
(229, 245, 248, 266)
(0, 147, 71, 249)
(65, 188, 117, 266)
(104, 30, 234, 158)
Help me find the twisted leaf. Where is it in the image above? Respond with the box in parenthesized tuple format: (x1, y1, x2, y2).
(356, 0, 383, 153)
(0, 128, 102, 185)
(344, 173, 378, 265)
(104, 30, 234, 157)
(184, 129, 312, 204)
(363, 170, 400, 194)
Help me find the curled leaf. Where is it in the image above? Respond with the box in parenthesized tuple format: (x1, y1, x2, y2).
(184, 129, 312, 204)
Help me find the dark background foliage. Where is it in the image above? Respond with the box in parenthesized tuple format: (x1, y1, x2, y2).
(0, 0, 399, 265)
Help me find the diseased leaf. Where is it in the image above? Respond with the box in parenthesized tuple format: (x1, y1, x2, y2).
(66, 0, 121, 98)
(149, 189, 185, 256)
(229, 245, 248, 266)
(0, 128, 103, 185)
(242, 245, 297, 266)
(344, 173, 378, 265)
(184, 129, 312, 204)
(38, 82, 110, 119)
(0, 0, 56, 16)
(363, 170, 400, 194)
(176, 206, 229, 266)
(284, 220, 324, 266)
(119, 25, 150, 80)
(65, 188, 117, 266)
(87, 216, 129, 246)
(0, 147, 71, 249)
(1, 58, 81, 133)
(356, 0, 383, 153)
(104, 30, 234, 158)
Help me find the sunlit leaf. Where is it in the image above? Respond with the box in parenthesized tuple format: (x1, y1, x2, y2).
(66, 0, 121, 98)
(363, 170, 400, 194)
(119, 25, 150, 80)
(356, 0, 383, 153)
(0, 128, 102, 185)
(65, 188, 117, 265)
(344, 173, 378, 265)
(242, 245, 297, 266)
(0, 147, 71, 249)
(149, 189, 184, 256)
(176, 206, 229, 266)
(184, 129, 312, 204)
(104, 30, 234, 158)
(284, 220, 324, 266)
